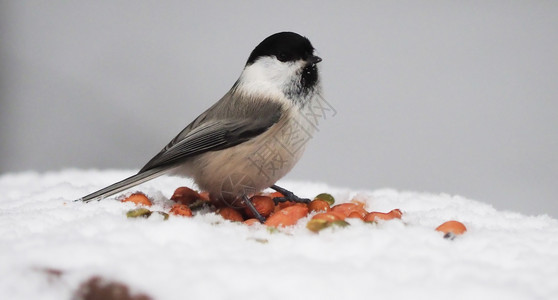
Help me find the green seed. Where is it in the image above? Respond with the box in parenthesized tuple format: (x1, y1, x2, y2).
(249, 238, 269, 244)
(154, 211, 169, 220)
(315, 193, 335, 206)
(306, 219, 330, 232)
(126, 208, 152, 218)
(306, 219, 350, 233)
(330, 220, 350, 228)
(188, 199, 207, 211)
(267, 227, 280, 234)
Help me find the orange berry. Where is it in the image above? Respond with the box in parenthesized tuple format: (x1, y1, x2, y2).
(243, 218, 261, 226)
(388, 209, 403, 219)
(169, 204, 193, 217)
(218, 207, 244, 222)
(364, 212, 386, 222)
(265, 205, 309, 228)
(364, 209, 403, 223)
(275, 200, 295, 211)
(269, 191, 285, 199)
(347, 211, 365, 220)
(331, 203, 368, 218)
(436, 220, 467, 235)
(170, 186, 200, 205)
(308, 199, 331, 212)
(198, 191, 210, 201)
(350, 199, 366, 207)
(121, 192, 152, 206)
(244, 195, 275, 218)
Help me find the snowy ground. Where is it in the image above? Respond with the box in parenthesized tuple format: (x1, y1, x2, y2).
(1, 170, 557, 300)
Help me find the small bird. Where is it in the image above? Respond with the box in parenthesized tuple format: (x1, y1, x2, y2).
(78, 32, 323, 221)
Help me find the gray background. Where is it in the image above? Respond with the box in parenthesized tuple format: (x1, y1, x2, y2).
(1, 1, 557, 217)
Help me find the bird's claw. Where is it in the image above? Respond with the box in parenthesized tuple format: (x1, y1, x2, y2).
(242, 194, 266, 223)
(270, 185, 310, 204)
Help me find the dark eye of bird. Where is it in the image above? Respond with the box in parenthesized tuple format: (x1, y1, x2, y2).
(276, 52, 290, 62)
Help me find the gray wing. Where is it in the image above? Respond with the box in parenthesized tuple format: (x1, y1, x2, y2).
(139, 91, 283, 172)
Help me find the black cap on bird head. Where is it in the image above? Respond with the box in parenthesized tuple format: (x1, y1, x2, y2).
(246, 32, 318, 65)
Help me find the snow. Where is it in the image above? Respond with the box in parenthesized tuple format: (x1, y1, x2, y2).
(1, 170, 557, 300)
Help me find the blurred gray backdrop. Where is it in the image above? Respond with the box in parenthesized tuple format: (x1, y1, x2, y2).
(1, 1, 557, 217)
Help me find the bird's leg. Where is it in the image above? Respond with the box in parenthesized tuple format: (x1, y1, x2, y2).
(242, 194, 266, 223)
(270, 184, 310, 204)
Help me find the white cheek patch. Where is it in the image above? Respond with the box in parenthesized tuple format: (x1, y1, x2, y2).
(237, 57, 303, 101)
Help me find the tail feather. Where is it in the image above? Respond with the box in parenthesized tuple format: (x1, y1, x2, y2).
(77, 168, 167, 202)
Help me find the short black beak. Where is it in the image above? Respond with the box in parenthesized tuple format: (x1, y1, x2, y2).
(307, 55, 322, 65)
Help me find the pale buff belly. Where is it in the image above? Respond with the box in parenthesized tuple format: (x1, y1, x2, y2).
(184, 111, 315, 202)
